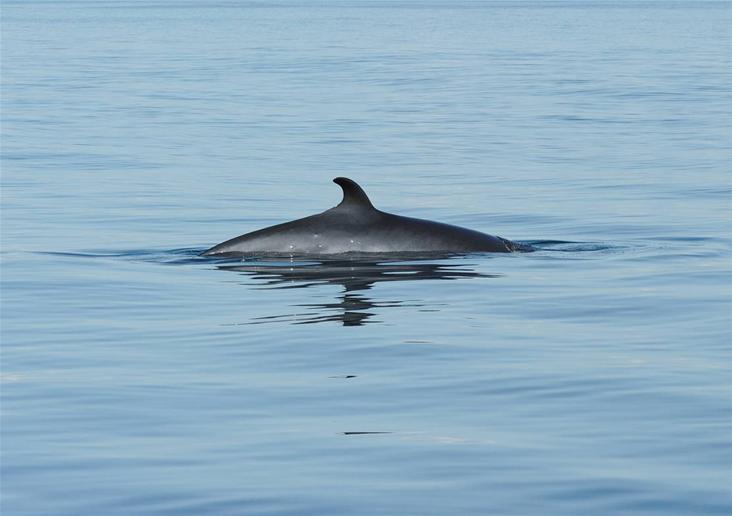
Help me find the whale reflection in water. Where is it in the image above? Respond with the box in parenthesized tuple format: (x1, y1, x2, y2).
(216, 256, 499, 326)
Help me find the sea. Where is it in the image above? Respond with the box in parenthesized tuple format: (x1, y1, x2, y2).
(1, 1, 730, 514)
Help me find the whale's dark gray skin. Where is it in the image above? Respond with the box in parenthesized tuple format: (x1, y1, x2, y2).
(201, 177, 525, 257)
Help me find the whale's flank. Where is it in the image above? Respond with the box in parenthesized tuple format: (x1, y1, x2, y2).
(201, 177, 522, 257)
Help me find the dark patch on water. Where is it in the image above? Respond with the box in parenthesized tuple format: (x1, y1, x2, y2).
(341, 432, 392, 436)
(34, 248, 510, 326)
(215, 259, 496, 326)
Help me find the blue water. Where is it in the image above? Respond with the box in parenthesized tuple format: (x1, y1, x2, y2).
(2, 1, 731, 514)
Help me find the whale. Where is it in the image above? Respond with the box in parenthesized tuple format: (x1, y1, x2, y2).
(201, 177, 526, 257)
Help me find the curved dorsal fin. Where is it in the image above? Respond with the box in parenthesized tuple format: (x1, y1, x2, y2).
(333, 177, 375, 211)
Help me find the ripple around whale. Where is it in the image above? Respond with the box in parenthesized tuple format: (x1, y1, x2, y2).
(34, 239, 614, 264)
(32, 242, 622, 326)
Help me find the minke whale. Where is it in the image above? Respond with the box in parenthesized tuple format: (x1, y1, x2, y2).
(201, 177, 526, 257)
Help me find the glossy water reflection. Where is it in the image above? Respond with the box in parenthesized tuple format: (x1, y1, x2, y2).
(218, 258, 498, 326)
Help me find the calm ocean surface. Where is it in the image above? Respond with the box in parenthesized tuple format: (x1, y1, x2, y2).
(2, 1, 731, 514)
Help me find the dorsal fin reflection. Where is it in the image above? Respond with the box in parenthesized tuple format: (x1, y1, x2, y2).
(217, 257, 499, 326)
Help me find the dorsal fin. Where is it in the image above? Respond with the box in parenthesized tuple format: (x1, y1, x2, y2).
(333, 177, 375, 211)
